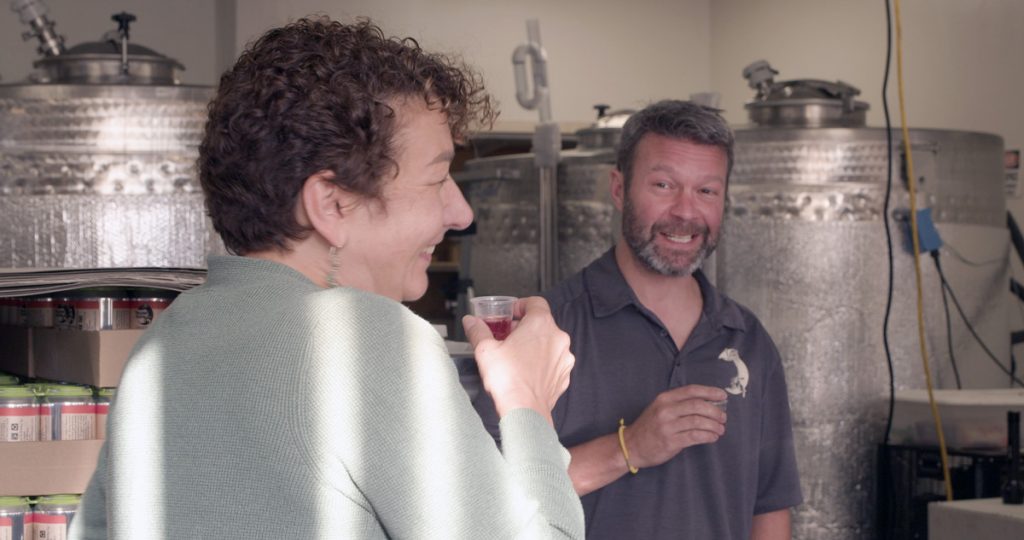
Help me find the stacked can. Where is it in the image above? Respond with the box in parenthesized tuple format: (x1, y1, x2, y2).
(0, 497, 32, 540)
(0, 297, 27, 327)
(32, 495, 80, 539)
(71, 297, 132, 331)
(39, 384, 95, 441)
(24, 297, 54, 328)
(0, 386, 39, 442)
(95, 388, 116, 440)
(54, 289, 133, 331)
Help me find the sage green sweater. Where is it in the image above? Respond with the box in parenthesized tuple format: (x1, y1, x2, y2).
(70, 256, 584, 539)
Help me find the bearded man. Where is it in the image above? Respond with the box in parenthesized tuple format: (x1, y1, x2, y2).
(477, 100, 803, 540)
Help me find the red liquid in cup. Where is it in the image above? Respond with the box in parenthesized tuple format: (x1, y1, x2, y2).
(483, 317, 512, 340)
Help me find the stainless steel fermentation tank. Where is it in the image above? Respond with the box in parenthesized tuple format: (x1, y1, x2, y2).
(716, 62, 1010, 539)
(459, 112, 626, 297)
(0, 2, 216, 269)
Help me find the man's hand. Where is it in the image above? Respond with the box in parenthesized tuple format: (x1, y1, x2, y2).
(623, 384, 728, 468)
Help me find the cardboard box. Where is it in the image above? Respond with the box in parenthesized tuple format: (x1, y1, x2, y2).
(0, 439, 103, 496)
(0, 326, 33, 378)
(32, 329, 142, 387)
(892, 389, 1024, 449)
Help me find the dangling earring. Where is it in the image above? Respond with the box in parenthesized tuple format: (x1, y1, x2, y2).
(326, 245, 340, 287)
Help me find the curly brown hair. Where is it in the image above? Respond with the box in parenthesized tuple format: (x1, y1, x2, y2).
(199, 17, 495, 255)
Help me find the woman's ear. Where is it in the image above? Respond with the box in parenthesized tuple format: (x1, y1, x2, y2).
(299, 170, 360, 248)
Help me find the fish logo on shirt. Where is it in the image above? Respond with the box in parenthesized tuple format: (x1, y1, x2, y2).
(718, 348, 749, 398)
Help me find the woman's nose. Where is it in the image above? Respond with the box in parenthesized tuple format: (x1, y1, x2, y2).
(444, 177, 474, 230)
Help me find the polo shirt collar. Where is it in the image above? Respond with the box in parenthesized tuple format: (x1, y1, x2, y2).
(583, 248, 747, 332)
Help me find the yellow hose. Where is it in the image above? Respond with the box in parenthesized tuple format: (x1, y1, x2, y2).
(893, 0, 953, 502)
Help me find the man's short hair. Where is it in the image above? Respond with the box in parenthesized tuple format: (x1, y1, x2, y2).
(615, 100, 734, 187)
(199, 17, 494, 255)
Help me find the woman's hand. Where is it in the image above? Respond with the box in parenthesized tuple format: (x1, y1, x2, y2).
(463, 296, 574, 424)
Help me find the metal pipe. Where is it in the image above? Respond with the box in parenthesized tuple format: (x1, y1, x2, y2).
(511, 19, 560, 291)
(538, 166, 557, 290)
(111, 12, 136, 77)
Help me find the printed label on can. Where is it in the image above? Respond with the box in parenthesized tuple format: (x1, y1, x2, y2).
(41, 403, 95, 441)
(131, 298, 171, 329)
(39, 404, 51, 442)
(0, 298, 27, 327)
(96, 403, 109, 440)
(32, 513, 67, 540)
(0, 512, 30, 540)
(0, 406, 39, 442)
(60, 403, 96, 440)
(54, 300, 75, 330)
(14, 300, 27, 328)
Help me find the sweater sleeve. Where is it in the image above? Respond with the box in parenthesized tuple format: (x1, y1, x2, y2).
(296, 292, 584, 539)
(69, 441, 110, 540)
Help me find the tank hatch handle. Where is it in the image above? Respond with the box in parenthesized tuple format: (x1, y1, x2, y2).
(11, 0, 66, 57)
(593, 104, 610, 119)
(110, 11, 136, 75)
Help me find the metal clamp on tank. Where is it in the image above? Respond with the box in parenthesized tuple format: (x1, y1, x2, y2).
(10, 0, 65, 57)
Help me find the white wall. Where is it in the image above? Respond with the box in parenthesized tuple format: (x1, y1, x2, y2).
(0, 0, 229, 86)
(710, 0, 1024, 153)
(232, 0, 713, 131)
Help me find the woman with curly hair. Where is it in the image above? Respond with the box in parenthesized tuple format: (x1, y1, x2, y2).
(71, 17, 583, 539)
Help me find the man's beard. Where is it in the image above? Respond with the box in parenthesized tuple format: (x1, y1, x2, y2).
(622, 197, 718, 277)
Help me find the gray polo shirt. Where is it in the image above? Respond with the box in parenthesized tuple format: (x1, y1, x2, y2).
(476, 249, 802, 539)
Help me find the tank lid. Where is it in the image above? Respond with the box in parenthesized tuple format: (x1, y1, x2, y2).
(28, 12, 185, 85)
(742, 60, 869, 128)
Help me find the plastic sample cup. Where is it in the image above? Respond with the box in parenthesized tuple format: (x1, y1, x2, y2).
(469, 296, 517, 340)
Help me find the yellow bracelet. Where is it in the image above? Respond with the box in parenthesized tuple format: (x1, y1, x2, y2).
(617, 418, 639, 474)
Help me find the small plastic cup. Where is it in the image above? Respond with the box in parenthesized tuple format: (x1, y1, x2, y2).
(708, 398, 728, 413)
(469, 296, 517, 340)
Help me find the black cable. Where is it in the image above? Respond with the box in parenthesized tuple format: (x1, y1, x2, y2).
(931, 251, 1024, 386)
(1008, 212, 1024, 267)
(881, 0, 897, 448)
(878, 4, 896, 533)
(940, 243, 1006, 267)
(936, 254, 962, 389)
(1011, 278, 1024, 303)
(1013, 352, 1019, 388)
